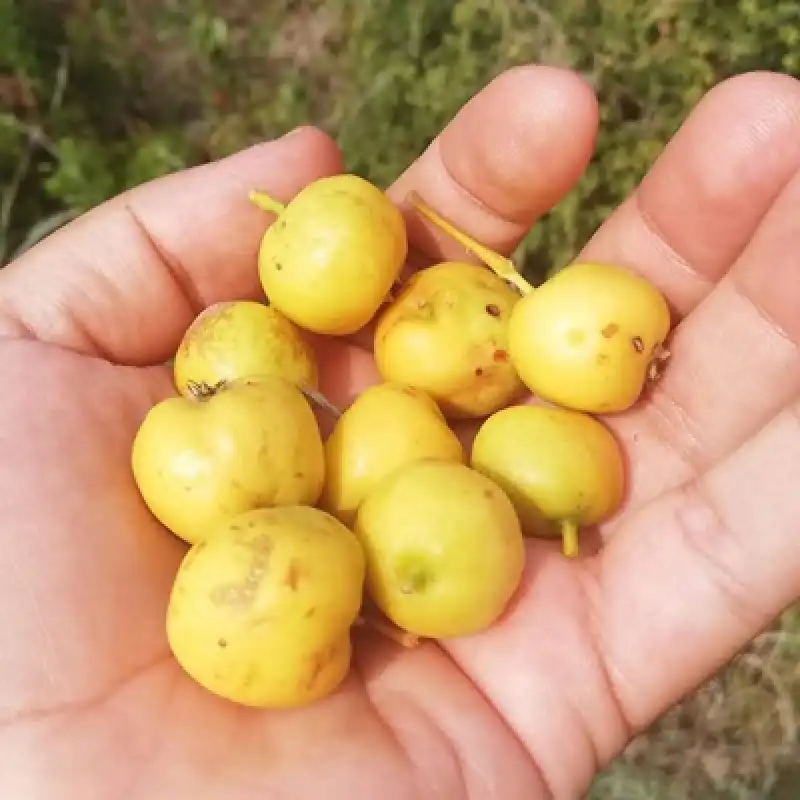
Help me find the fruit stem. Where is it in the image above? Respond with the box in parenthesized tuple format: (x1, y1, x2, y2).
(248, 189, 286, 216)
(560, 519, 580, 558)
(355, 614, 420, 648)
(185, 379, 226, 401)
(300, 385, 343, 418)
(407, 190, 535, 296)
(646, 343, 672, 384)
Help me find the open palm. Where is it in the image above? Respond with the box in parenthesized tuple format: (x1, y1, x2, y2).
(2, 67, 800, 800)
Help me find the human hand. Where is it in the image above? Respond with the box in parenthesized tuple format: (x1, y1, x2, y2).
(1, 66, 799, 800)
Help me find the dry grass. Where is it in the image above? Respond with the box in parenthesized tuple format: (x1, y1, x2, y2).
(591, 606, 800, 799)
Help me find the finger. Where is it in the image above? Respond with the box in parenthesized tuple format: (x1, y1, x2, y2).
(340, 65, 598, 352)
(608, 166, 800, 515)
(592, 397, 800, 736)
(578, 71, 800, 317)
(0, 127, 343, 364)
(388, 65, 599, 266)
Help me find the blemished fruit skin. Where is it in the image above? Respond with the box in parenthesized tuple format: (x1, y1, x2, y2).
(131, 375, 325, 545)
(354, 459, 526, 639)
(256, 174, 408, 336)
(507, 262, 671, 413)
(173, 300, 318, 395)
(373, 261, 526, 418)
(470, 404, 626, 537)
(320, 382, 465, 526)
(166, 506, 365, 708)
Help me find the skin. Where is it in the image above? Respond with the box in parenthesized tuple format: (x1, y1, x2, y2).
(374, 261, 526, 418)
(173, 299, 318, 394)
(319, 381, 465, 526)
(167, 506, 365, 709)
(255, 173, 408, 336)
(470, 405, 626, 555)
(507, 262, 673, 413)
(131, 375, 326, 545)
(354, 459, 526, 640)
(0, 67, 800, 800)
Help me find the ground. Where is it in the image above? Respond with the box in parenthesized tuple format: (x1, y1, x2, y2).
(1, 1, 799, 796)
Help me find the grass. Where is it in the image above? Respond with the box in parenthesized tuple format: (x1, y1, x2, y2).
(591, 606, 800, 799)
(2, 1, 800, 796)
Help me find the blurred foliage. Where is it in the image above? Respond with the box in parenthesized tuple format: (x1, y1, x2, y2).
(2, 0, 799, 271)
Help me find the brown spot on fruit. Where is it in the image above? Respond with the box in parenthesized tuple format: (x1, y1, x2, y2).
(601, 323, 619, 338)
(284, 559, 303, 591)
(304, 641, 337, 690)
(304, 607, 316, 618)
(247, 533, 274, 555)
(493, 349, 509, 363)
(218, 638, 228, 648)
(631, 336, 644, 353)
(475, 367, 484, 377)
(485, 303, 501, 317)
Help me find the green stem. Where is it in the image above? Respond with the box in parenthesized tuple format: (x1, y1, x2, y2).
(560, 519, 580, 558)
(248, 189, 287, 216)
(354, 614, 420, 648)
(407, 189, 535, 296)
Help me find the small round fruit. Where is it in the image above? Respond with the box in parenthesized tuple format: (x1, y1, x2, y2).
(320, 382, 464, 526)
(131, 376, 325, 545)
(354, 459, 525, 639)
(507, 262, 671, 413)
(253, 174, 407, 336)
(373, 261, 525, 418)
(173, 300, 318, 396)
(470, 404, 625, 557)
(166, 506, 365, 708)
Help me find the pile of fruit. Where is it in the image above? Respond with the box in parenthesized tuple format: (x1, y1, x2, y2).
(130, 173, 672, 709)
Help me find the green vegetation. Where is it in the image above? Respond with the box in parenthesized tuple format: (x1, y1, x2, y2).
(2, 0, 799, 795)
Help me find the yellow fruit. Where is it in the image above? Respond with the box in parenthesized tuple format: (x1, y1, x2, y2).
(507, 263, 671, 413)
(166, 506, 365, 708)
(407, 191, 672, 413)
(354, 459, 525, 639)
(470, 404, 625, 557)
(320, 382, 464, 526)
(373, 261, 525, 418)
(173, 300, 318, 396)
(251, 174, 407, 336)
(131, 376, 325, 545)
